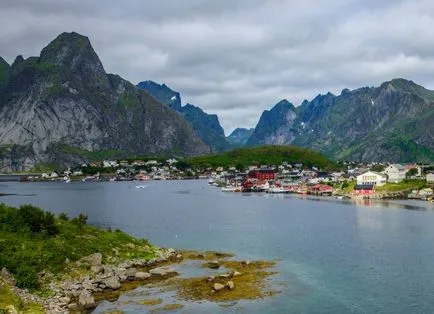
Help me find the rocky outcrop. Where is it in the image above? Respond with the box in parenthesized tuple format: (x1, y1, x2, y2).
(0, 32, 210, 171)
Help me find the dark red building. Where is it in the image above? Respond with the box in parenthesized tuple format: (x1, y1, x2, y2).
(248, 169, 276, 181)
(354, 184, 375, 195)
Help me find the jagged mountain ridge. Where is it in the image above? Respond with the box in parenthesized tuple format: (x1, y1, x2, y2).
(137, 81, 230, 152)
(247, 79, 434, 162)
(0, 32, 210, 171)
(226, 128, 254, 146)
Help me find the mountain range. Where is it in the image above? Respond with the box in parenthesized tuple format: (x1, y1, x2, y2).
(247, 79, 434, 162)
(0, 31, 433, 171)
(0, 32, 209, 171)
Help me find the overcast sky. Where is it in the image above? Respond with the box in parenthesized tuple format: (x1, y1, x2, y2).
(1, 0, 434, 134)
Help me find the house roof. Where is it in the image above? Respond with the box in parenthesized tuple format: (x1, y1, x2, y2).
(390, 164, 406, 171)
(359, 171, 386, 178)
(354, 184, 375, 190)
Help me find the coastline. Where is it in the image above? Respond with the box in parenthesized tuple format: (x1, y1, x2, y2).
(0, 204, 278, 314)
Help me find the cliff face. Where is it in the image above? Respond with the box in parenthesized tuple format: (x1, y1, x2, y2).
(226, 128, 254, 147)
(137, 80, 230, 152)
(246, 100, 297, 147)
(0, 32, 209, 171)
(246, 79, 434, 162)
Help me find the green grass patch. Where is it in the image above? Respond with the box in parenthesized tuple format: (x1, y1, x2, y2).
(375, 179, 428, 193)
(0, 203, 155, 289)
(61, 145, 122, 161)
(0, 284, 44, 313)
(185, 145, 335, 170)
(118, 92, 138, 108)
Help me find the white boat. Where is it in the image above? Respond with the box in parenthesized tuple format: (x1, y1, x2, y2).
(64, 178, 71, 183)
(135, 185, 147, 189)
(267, 187, 287, 194)
(208, 179, 215, 185)
(221, 186, 242, 192)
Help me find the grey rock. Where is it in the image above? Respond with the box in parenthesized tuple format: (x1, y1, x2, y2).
(78, 290, 96, 309)
(134, 272, 151, 280)
(226, 280, 235, 290)
(81, 253, 102, 266)
(102, 277, 121, 290)
(213, 283, 225, 291)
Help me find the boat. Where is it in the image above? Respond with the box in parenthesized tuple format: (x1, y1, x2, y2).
(267, 187, 288, 194)
(135, 185, 147, 189)
(221, 186, 242, 192)
(208, 179, 215, 185)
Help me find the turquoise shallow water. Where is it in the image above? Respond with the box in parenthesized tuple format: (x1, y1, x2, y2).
(1, 180, 434, 313)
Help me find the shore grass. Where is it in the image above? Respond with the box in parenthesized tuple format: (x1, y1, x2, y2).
(0, 203, 155, 290)
(0, 284, 44, 313)
(375, 179, 428, 193)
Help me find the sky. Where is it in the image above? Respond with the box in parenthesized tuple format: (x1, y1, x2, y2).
(1, 0, 434, 134)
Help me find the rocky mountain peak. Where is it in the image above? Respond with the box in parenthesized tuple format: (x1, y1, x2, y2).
(137, 80, 182, 111)
(39, 32, 108, 88)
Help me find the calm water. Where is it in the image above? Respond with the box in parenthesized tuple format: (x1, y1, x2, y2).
(1, 180, 434, 313)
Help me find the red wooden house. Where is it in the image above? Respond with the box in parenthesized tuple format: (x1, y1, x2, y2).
(248, 169, 276, 181)
(354, 184, 375, 195)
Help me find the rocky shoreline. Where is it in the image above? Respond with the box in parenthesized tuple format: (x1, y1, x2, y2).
(1, 248, 278, 314)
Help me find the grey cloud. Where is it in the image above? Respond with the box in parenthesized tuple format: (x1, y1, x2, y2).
(1, 0, 434, 133)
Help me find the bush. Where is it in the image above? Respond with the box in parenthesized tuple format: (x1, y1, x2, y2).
(71, 213, 88, 228)
(58, 212, 69, 221)
(0, 204, 58, 236)
(15, 264, 39, 289)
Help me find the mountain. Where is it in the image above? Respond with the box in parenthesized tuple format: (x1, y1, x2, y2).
(246, 99, 297, 147)
(246, 79, 434, 162)
(137, 80, 229, 152)
(226, 128, 254, 146)
(0, 32, 210, 171)
(136, 80, 181, 111)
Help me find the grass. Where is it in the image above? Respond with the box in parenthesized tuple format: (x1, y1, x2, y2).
(61, 145, 122, 161)
(375, 179, 428, 193)
(0, 284, 44, 313)
(118, 92, 138, 108)
(0, 203, 155, 290)
(185, 145, 334, 170)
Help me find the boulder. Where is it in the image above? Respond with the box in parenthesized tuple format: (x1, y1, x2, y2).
(232, 271, 242, 277)
(102, 277, 121, 290)
(206, 260, 220, 269)
(78, 290, 96, 309)
(81, 253, 102, 266)
(91, 265, 104, 274)
(6, 305, 18, 314)
(226, 280, 235, 290)
(125, 267, 138, 280)
(149, 267, 176, 277)
(135, 272, 151, 280)
(67, 303, 78, 311)
(59, 296, 71, 304)
(213, 283, 225, 291)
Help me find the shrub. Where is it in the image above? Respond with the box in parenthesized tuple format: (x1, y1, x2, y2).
(71, 213, 88, 228)
(15, 264, 39, 289)
(58, 212, 69, 221)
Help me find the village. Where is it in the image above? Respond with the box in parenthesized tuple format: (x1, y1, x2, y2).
(20, 158, 434, 202)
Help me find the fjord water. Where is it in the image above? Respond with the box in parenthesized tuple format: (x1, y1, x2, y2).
(2, 180, 434, 313)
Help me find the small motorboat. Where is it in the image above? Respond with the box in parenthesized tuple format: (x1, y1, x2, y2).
(135, 185, 147, 189)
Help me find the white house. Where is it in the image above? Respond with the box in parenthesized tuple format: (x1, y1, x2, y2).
(384, 164, 407, 183)
(427, 172, 434, 183)
(356, 171, 387, 186)
(103, 160, 118, 168)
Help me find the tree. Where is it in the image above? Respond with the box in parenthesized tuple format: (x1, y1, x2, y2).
(406, 168, 418, 178)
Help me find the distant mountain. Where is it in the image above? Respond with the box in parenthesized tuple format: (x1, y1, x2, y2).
(136, 80, 181, 111)
(137, 80, 230, 152)
(0, 32, 210, 171)
(246, 79, 434, 162)
(226, 128, 254, 146)
(246, 99, 297, 147)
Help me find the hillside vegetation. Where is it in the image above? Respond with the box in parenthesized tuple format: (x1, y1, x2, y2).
(0, 204, 155, 290)
(185, 145, 334, 169)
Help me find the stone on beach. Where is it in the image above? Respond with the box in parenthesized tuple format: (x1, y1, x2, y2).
(135, 271, 151, 280)
(78, 290, 96, 309)
(213, 283, 225, 291)
(226, 280, 235, 290)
